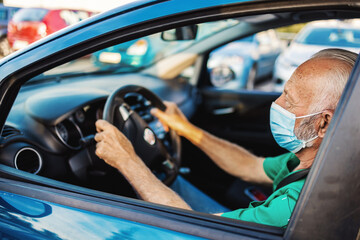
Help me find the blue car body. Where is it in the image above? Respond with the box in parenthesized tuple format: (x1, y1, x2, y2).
(0, 0, 359, 239)
(91, 36, 167, 69)
(0, 190, 204, 239)
(208, 31, 282, 89)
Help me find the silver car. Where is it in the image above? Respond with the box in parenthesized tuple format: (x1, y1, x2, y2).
(273, 20, 360, 91)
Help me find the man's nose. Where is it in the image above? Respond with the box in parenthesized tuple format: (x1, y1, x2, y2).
(274, 93, 285, 107)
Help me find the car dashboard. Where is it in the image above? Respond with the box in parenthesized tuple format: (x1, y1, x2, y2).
(0, 73, 194, 192)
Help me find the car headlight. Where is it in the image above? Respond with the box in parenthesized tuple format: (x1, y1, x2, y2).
(98, 52, 122, 64)
(126, 39, 148, 56)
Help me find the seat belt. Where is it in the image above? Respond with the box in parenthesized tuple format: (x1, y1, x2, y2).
(275, 168, 310, 192)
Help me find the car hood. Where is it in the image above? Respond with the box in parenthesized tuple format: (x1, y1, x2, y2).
(280, 42, 360, 67)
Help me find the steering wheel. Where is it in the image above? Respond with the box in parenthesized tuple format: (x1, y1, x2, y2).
(102, 85, 181, 185)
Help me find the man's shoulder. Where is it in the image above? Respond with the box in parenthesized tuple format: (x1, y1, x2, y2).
(263, 152, 296, 179)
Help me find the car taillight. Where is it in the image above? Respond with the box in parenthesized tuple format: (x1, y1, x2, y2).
(37, 22, 47, 37)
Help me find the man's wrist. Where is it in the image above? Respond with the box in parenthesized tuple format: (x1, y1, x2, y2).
(115, 155, 143, 176)
(182, 123, 203, 145)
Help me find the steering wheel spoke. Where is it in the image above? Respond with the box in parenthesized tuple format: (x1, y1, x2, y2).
(102, 85, 181, 186)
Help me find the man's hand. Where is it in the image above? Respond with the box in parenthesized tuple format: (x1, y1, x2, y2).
(94, 119, 140, 171)
(150, 101, 190, 136)
(94, 119, 192, 210)
(151, 103, 271, 184)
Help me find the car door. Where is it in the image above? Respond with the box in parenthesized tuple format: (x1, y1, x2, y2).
(0, 172, 205, 240)
(196, 67, 285, 158)
(0, 0, 359, 239)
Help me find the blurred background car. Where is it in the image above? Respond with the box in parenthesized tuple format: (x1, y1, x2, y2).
(207, 29, 283, 90)
(92, 20, 238, 71)
(273, 20, 360, 91)
(7, 7, 92, 51)
(0, 3, 19, 57)
(91, 35, 177, 70)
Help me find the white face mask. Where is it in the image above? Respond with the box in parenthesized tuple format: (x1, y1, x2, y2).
(270, 102, 323, 153)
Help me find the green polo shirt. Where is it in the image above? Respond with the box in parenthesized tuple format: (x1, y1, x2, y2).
(221, 152, 306, 228)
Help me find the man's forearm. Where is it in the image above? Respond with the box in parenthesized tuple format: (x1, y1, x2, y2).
(182, 123, 270, 184)
(118, 157, 192, 210)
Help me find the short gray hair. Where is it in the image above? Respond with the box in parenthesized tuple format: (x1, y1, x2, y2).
(310, 48, 358, 111)
(295, 48, 358, 146)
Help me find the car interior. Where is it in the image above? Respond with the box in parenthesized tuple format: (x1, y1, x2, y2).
(0, 8, 359, 227)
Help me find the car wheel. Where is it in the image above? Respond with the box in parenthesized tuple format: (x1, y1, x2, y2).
(246, 64, 257, 90)
(0, 37, 13, 58)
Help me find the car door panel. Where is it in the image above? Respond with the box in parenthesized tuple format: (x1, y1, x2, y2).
(0, 165, 284, 240)
(0, 189, 205, 240)
(194, 88, 285, 157)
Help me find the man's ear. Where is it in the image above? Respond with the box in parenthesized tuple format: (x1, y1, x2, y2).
(318, 110, 334, 138)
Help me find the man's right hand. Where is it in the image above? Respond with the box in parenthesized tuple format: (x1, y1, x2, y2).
(150, 101, 191, 137)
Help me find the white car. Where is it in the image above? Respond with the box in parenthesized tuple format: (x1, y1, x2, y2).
(273, 20, 360, 91)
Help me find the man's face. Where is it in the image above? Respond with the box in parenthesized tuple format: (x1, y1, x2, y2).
(275, 66, 314, 126)
(274, 59, 320, 142)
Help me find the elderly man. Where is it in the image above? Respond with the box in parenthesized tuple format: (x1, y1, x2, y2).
(94, 48, 358, 228)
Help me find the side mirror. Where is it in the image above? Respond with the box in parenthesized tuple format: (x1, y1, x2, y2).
(209, 65, 236, 87)
(161, 25, 198, 41)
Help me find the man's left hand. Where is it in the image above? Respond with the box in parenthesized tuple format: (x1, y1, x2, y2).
(94, 119, 140, 172)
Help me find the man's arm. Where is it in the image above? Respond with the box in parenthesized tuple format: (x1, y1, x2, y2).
(151, 102, 272, 184)
(95, 120, 192, 210)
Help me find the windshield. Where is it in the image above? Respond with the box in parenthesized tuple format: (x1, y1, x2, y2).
(29, 19, 239, 84)
(295, 26, 360, 48)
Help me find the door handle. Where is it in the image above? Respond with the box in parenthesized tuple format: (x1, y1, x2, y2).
(212, 107, 235, 115)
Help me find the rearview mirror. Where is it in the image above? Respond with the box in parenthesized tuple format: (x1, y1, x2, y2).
(161, 25, 198, 41)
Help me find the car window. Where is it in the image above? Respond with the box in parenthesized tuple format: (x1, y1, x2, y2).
(28, 19, 239, 83)
(59, 10, 92, 26)
(296, 27, 360, 48)
(273, 19, 360, 91)
(12, 8, 49, 22)
(207, 29, 283, 91)
(206, 19, 360, 93)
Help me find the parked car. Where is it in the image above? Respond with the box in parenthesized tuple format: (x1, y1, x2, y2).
(7, 7, 92, 51)
(92, 35, 176, 69)
(92, 20, 237, 70)
(273, 20, 360, 91)
(207, 30, 282, 89)
(0, 4, 19, 57)
(0, 1, 359, 239)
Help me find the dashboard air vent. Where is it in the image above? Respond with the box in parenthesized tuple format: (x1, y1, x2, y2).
(14, 147, 42, 174)
(1, 125, 21, 139)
